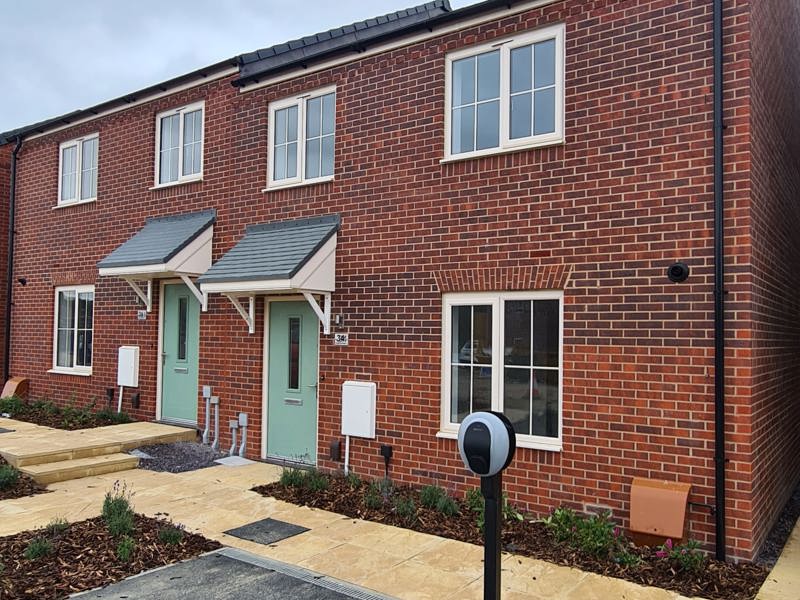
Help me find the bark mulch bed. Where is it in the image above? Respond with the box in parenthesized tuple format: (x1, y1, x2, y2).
(0, 514, 221, 600)
(0, 456, 48, 501)
(253, 474, 768, 600)
(0, 397, 134, 430)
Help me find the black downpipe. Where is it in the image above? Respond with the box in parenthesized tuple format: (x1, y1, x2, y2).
(712, 0, 727, 561)
(4, 136, 22, 383)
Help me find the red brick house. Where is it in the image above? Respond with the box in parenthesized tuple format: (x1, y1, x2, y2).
(1, 0, 798, 562)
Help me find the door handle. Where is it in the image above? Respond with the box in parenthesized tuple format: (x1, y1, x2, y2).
(306, 382, 318, 389)
(161, 352, 167, 365)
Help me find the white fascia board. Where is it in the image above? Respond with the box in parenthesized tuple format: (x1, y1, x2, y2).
(200, 278, 294, 295)
(98, 226, 213, 278)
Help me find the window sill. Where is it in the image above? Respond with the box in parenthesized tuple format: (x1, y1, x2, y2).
(436, 429, 562, 452)
(48, 368, 92, 377)
(440, 137, 564, 164)
(263, 175, 334, 193)
(149, 176, 203, 191)
(52, 199, 96, 210)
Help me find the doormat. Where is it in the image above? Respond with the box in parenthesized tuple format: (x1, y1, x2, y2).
(224, 518, 309, 545)
(0, 427, 14, 434)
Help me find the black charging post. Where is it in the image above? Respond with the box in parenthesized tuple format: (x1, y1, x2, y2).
(457, 411, 516, 600)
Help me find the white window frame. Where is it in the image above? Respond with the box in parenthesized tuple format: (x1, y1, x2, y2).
(50, 285, 94, 376)
(266, 85, 336, 191)
(439, 290, 564, 451)
(57, 133, 99, 207)
(153, 100, 205, 188)
(443, 23, 565, 162)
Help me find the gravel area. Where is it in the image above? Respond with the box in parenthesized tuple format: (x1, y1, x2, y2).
(131, 441, 225, 473)
(756, 480, 800, 567)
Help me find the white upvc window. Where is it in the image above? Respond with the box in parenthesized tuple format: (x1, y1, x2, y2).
(440, 291, 563, 451)
(155, 101, 204, 186)
(444, 23, 565, 161)
(52, 285, 94, 375)
(267, 86, 336, 189)
(58, 134, 98, 205)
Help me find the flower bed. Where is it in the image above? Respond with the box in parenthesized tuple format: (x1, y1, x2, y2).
(0, 397, 133, 430)
(0, 457, 47, 501)
(252, 470, 768, 600)
(0, 483, 220, 599)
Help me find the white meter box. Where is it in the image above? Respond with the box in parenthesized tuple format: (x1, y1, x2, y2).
(341, 380, 376, 438)
(117, 346, 140, 387)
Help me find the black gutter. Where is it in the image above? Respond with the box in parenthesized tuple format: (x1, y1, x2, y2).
(4, 136, 22, 383)
(712, 0, 727, 562)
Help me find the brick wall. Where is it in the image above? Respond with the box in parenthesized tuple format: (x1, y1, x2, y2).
(748, 0, 800, 559)
(0, 143, 10, 375)
(8, 0, 765, 559)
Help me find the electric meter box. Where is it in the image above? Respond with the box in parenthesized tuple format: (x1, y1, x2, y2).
(341, 380, 376, 438)
(117, 346, 140, 387)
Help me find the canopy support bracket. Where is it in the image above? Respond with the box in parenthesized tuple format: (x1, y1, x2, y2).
(180, 275, 206, 312)
(302, 291, 331, 335)
(124, 278, 152, 312)
(225, 294, 255, 334)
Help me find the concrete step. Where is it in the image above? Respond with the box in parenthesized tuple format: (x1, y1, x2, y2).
(20, 453, 140, 485)
(12, 442, 124, 468)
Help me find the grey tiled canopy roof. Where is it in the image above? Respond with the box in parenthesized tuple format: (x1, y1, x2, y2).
(198, 214, 341, 284)
(235, 1, 451, 85)
(98, 209, 216, 269)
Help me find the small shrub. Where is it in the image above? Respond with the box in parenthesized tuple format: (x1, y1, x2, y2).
(95, 408, 133, 425)
(116, 535, 135, 562)
(656, 538, 705, 572)
(24, 537, 53, 560)
(280, 467, 306, 488)
(0, 395, 24, 415)
(615, 549, 641, 567)
(419, 485, 446, 509)
(574, 511, 616, 557)
(393, 496, 417, 524)
(103, 481, 135, 537)
(0, 465, 20, 490)
(465, 488, 483, 513)
(345, 472, 361, 488)
(45, 517, 69, 536)
(436, 495, 459, 517)
(501, 493, 523, 522)
(158, 525, 184, 545)
(61, 402, 96, 429)
(305, 469, 329, 492)
(543, 507, 579, 542)
(364, 482, 383, 509)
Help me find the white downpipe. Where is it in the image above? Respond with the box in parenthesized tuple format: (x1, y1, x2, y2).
(229, 420, 239, 456)
(117, 385, 124, 413)
(238, 413, 248, 457)
(210, 396, 220, 451)
(344, 435, 350, 475)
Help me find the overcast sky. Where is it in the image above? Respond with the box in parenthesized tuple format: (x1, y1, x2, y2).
(0, 0, 475, 134)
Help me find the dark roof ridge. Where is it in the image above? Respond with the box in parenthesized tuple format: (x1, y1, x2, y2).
(245, 213, 341, 235)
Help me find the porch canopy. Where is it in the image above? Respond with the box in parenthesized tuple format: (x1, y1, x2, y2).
(198, 214, 340, 334)
(97, 209, 216, 312)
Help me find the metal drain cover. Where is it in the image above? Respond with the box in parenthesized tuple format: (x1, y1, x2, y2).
(224, 517, 309, 545)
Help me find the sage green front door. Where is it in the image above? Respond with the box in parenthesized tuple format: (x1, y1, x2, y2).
(267, 301, 319, 463)
(161, 283, 200, 423)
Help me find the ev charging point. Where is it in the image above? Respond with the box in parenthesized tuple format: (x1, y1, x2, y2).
(457, 411, 516, 600)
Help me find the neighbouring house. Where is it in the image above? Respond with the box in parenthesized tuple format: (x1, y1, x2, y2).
(1, 0, 798, 562)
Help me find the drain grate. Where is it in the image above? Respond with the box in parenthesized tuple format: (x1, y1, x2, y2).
(224, 517, 309, 545)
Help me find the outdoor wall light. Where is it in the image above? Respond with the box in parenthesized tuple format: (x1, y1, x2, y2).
(667, 262, 689, 283)
(16, 277, 27, 286)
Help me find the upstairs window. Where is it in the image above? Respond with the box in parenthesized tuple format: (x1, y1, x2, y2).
(445, 23, 565, 160)
(268, 87, 335, 189)
(155, 101, 204, 186)
(52, 285, 94, 374)
(58, 134, 98, 205)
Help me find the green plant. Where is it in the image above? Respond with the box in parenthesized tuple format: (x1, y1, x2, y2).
(95, 408, 133, 425)
(24, 537, 53, 560)
(393, 495, 417, 523)
(45, 517, 69, 536)
(420, 485, 446, 509)
(304, 469, 329, 492)
(103, 481, 135, 537)
(465, 488, 483, 513)
(345, 472, 361, 488)
(0, 395, 24, 415)
(615, 549, 641, 567)
(656, 538, 705, 572)
(0, 464, 20, 490)
(501, 493, 523, 522)
(116, 535, 135, 562)
(436, 495, 459, 517)
(364, 482, 383, 509)
(61, 401, 96, 429)
(158, 525, 184, 545)
(574, 511, 616, 557)
(280, 467, 306, 488)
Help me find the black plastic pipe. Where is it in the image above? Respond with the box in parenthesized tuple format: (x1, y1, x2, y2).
(3, 136, 22, 383)
(712, 0, 727, 562)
